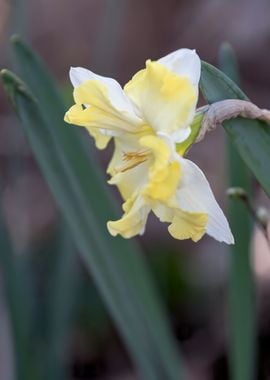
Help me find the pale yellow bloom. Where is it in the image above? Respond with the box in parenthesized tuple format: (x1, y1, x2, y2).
(65, 49, 234, 244)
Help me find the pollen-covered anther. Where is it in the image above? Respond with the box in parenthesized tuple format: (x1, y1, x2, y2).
(116, 150, 150, 173)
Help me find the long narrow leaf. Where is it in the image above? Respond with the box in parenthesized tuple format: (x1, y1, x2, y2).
(200, 61, 270, 198)
(11, 36, 182, 378)
(219, 44, 255, 380)
(43, 225, 78, 380)
(0, 207, 33, 380)
(2, 38, 182, 379)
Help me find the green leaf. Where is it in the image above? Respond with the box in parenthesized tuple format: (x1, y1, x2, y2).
(219, 43, 240, 85)
(0, 206, 33, 380)
(2, 37, 183, 380)
(200, 60, 270, 198)
(219, 44, 256, 380)
(43, 225, 79, 380)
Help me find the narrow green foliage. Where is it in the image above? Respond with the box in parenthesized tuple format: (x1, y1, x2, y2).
(219, 43, 240, 85)
(1, 69, 35, 107)
(219, 43, 256, 380)
(200, 61, 270, 198)
(200, 50, 257, 380)
(0, 208, 33, 380)
(43, 226, 78, 380)
(1, 37, 183, 380)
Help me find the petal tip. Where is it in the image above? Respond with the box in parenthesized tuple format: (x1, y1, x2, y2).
(214, 228, 235, 245)
(107, 221, 117, 237)
(226, 232, 235, 245)
(69, 66, 91, 87)
(64, 111, 71, 124)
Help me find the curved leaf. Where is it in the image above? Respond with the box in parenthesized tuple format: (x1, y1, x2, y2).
(200, 61, 270, 198)
(1, 36, 183, 380)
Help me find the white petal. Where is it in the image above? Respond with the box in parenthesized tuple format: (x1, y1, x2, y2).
(157, 127, 191, 145)
(69, 67, 93, 87)
(158, 49, 201, 87)
(69, 67, 142, 121)
(176, 158, 234, 244)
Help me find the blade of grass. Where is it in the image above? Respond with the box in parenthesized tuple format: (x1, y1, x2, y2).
(219, 43, 239, 85)
(10, 35, 183, 379)
(14, 36, 184, 378)
(219, 44, 253, 202)
(43, 224, 79, 380)
(0, 205, 34, 380)
(219, 43, 256, 380)
(2, 69, 158, 379)
(201, 55, 256, 380)
(2, 40, 183, 379)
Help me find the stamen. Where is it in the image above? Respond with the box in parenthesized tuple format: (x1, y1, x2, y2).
(116, 150, 150, 173)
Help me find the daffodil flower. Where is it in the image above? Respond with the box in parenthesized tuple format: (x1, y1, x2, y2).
(65, 49, 234, 244)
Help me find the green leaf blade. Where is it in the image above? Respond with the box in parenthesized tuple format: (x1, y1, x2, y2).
(218, 44, 256, 380)
(200, 61, 270, 198)
(2, 36, 183, 380)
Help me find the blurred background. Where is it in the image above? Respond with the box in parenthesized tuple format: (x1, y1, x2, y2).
(0, 0, 270, 379)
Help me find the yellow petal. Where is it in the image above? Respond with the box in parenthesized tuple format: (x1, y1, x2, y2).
(108, 161, 148, 201)
(65, 80, 143, 135)
(140, 135, 181, 201)
(153, 203, 208, 242)
(64, 104, 111, 149)
(88, 128, 111, 150)
(69, 66, 142, 121)
(168, 209, 208, 242)
(107, 196, 150, 238)
(124, 60, 198, 137)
